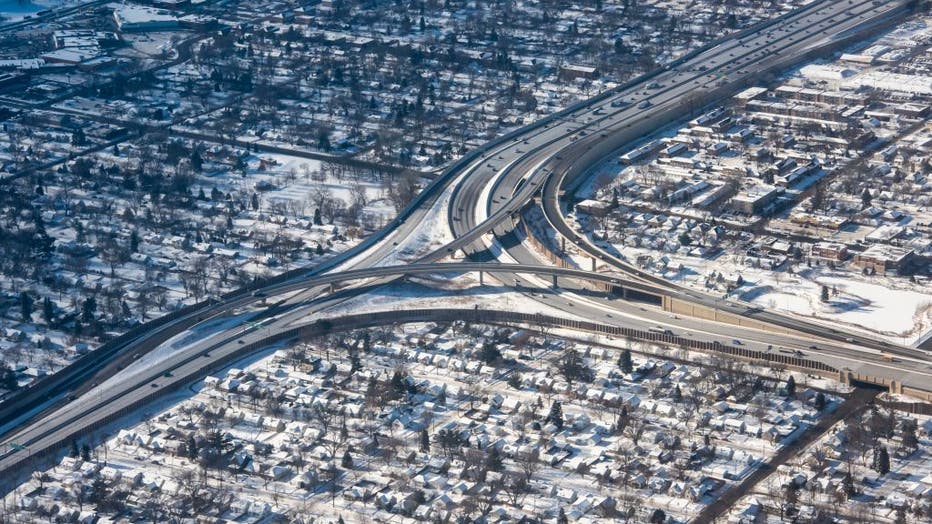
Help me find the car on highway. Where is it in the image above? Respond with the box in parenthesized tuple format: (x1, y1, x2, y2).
(732, 339, 742, 345)
(637, 100, 652, 109)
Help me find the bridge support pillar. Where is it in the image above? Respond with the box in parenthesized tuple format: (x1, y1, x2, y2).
(839, 370, 852, 386)
(591, 257, 596, 272)
(552, 275, 558, 288)
(478, 271, 484, 285)
(561, 237, 566, 252)
(329, 283, 336, 294)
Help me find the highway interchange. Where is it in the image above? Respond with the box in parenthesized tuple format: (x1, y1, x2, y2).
(0, 0, 930, 496)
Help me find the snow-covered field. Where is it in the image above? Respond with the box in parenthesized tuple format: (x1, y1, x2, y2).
(738, 267, 932, 343)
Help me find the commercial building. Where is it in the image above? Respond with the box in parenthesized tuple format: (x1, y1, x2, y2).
(560, 64, 598, 81)
(852, 244, 916, 275)
(810, 242, 848, 262)
(730, 185, 779, 215)
(111, 4, 180, 32)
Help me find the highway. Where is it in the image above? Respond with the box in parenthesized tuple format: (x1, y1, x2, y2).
(449, 0, 916, 353)
(0, 0, 928, 497)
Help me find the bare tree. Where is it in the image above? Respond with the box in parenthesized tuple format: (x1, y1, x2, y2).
(516, 447, 540, 483)
(625, 412, 647, 447)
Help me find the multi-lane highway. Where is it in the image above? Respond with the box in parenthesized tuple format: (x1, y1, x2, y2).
(0, 0, 927, 496)
(450, 0, 916, 352)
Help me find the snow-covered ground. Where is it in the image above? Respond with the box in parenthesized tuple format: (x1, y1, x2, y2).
(738, 267, 932, 343)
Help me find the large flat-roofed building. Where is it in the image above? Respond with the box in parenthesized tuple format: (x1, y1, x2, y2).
(730, 184, 779, 215)
(111, 4, 180, 32)
(853, 244, 916, 275)
(560, 64, 598, 81)
(810, 241, 848, 261)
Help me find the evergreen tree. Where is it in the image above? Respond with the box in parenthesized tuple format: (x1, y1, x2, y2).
(618, 349, 633, 374)
(186, 434, 198, 460)
(42, 296, 54, 324)
(507, 373, 522, 389)
(81, 443, 92, 462)
(436, 387, 446, 406)
(364, 376, 378, 403)
(389, 369, 407, 399)
(70, 439, 80, 458)
(341, 450, 353, 468)
(0, 363, 17, 391)
(820, 285, 830, 303)
(649, 508, 666, 524)
(419, 429, 430, 452)
(784, 482, 799, 506)
(484, 446, 503, 472)
(314, 208, 323, 226)
(82, 296, 97, 323)
(545, 401, 564, 429)
(20, 291, 32, 321)
(785, 375, 796, 397)
(814, 392, 826, 411)
(672, 384, 682, 402)
(842, 471, 856, 499)
(130, 230, 140, 252)
(479, 341, 501, 364)
(875, 445, 890, 475)
(901, 418, 919, 451)
(88, 475, 110, 507)
(190, 149, 204, 172)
